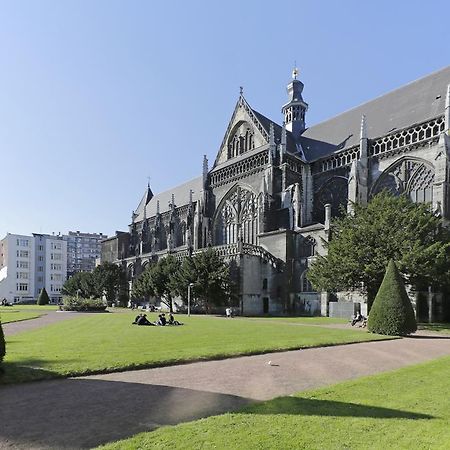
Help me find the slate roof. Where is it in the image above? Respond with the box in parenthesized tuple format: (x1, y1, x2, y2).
(300, 65, 450, 161)
(135, 177, 203, 222)
(134, 185, 154, 217)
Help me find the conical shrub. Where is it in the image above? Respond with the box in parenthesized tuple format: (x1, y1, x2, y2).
(37, 288, 50, 305)
(368, 260, 417, 335)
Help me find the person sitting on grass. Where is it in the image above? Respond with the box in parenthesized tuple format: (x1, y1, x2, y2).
(351, 312, 363, 326)
(134, 314, 155, 326)
(168, 313, 182, 325)
(157, 313, 167, 326)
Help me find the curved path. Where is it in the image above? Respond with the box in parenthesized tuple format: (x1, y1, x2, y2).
(2, 311, 106, 336)
(1, 332, 450, 449)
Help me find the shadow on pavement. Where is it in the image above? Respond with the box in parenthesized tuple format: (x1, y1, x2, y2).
(244, 396, 434, 420)
(0, 378, 254, 449)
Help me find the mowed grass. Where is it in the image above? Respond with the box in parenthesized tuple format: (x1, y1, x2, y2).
(0, 304, 58, 311)
(0, 310, 43, 324)
(99, 356, 450, 450)
(419, 323, 450, 334)
(2, 313, 389, 384)
(240, 316, 347, 325)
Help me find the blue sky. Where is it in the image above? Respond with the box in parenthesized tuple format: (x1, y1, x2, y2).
(0, 0, 448, 238)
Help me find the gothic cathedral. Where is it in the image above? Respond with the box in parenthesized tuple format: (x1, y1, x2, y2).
(102, 66, 450, 317)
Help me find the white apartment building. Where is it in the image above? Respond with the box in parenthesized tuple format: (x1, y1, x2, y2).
(0, 233, 67, 304)
(0, 234, 35, 303)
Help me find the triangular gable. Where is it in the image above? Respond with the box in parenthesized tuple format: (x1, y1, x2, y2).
(213, 95, 271, 167)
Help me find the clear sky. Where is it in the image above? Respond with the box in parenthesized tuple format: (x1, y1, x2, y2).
(0, 0, 448, 238)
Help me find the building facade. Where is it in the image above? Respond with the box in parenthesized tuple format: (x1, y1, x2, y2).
(0, 233, 67, 304)
(65, 231, 106, 277)
(103, 66, 450, 317)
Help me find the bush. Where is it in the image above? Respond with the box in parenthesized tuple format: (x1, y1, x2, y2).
(0, 321, 5, 366)
(62, 296, 107, 312)
(37, 288, 50, 305)
(368, 260, 417, 336)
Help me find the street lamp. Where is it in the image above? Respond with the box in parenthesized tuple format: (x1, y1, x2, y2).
(187, 283, 194, 317)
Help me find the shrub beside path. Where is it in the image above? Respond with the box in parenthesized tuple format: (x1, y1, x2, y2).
(1, 331, 450, 449)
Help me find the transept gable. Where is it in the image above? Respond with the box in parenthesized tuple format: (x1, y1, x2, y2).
(214, 95, 272, 167)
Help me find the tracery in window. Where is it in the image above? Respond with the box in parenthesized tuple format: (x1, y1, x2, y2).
(227, 122, 255, 159)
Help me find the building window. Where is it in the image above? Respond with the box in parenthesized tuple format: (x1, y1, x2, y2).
(17, 250, 29, 258)
(16, 272, 29, 279)
(16, 283, 28, 291)
(17, 260, 29, 269)
(38, 266, 44, 272)
(16, 239, 29, 247)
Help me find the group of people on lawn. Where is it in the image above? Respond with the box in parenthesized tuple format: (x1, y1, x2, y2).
(132, 312, 182, 326)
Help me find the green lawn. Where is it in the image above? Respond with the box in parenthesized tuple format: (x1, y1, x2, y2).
(99, 355, 450, 450)
(419, 323, 450, 334)
(240, 316, 347, 325)
(0, 310, 43, 324)
(1, 313, 389, 384)
(0, 304, 58, 311)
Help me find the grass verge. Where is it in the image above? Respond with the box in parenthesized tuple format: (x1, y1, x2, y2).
(1, 313, 389, 384)
(98, 355, 450, 449)
(0, 310, 43, 324)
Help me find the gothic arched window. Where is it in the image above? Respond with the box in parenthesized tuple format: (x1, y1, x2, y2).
(227, 122, 255, 159)
(371, 158, 434, 204)
(313, 176, 348, 223)
(214, 187, 259, 245)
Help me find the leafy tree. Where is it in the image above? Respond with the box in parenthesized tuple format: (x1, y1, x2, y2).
(174, 248, 235, 311)
(368, 260, 417, 335)
(308, 192, 450, 310)
(93, 262, 128, 306)
(132, 256, 180, 312)
(0, 321, 5, 366)
(37, 287, 50, 305)
(62, 272, 99, 298)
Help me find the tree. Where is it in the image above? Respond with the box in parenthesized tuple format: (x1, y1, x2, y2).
(0, 321, 5, 367)
(173, 248, 235, 311)
(131, 256, 180, 312)
(62, 272, 99, 298)
(93, 262, 128, 306)
(368, 260, 417, 335)
(37, 287, 50, 305)
(308, 192, 450, 309)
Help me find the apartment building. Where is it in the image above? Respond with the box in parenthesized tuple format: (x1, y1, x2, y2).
(0, 233, 67, 304)
(64, 231, 106, 277)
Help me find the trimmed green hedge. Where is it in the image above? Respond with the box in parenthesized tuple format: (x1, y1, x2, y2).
(368, 260, 417, 336)
(62, 296, 107, 312)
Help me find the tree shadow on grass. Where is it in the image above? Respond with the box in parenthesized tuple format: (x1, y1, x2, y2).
(245, 396, 434, 420)
(0, 356, 80, 385)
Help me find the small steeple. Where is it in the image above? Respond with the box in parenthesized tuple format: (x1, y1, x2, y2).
(360, 114, 368, 140)
(280, 122, 287, 163)
(269, 122, 275, 163)
(203, 155, 209, 185)
(156, 200, 160, 215)
(282, 67, 308, 140)
(171, 193, 175, 211)
(445, 84, 450, 133)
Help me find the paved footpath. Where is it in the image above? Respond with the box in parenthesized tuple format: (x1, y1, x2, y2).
(1, 331, 450, 449)
(2, 311, 106, 336)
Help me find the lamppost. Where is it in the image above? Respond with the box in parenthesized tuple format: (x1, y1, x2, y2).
(187, 283, 194, 317)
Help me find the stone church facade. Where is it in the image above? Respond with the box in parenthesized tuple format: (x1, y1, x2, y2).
(102, 66, 450, 317)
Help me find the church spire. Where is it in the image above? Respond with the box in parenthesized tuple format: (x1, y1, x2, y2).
(281, 67, 308, 140)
